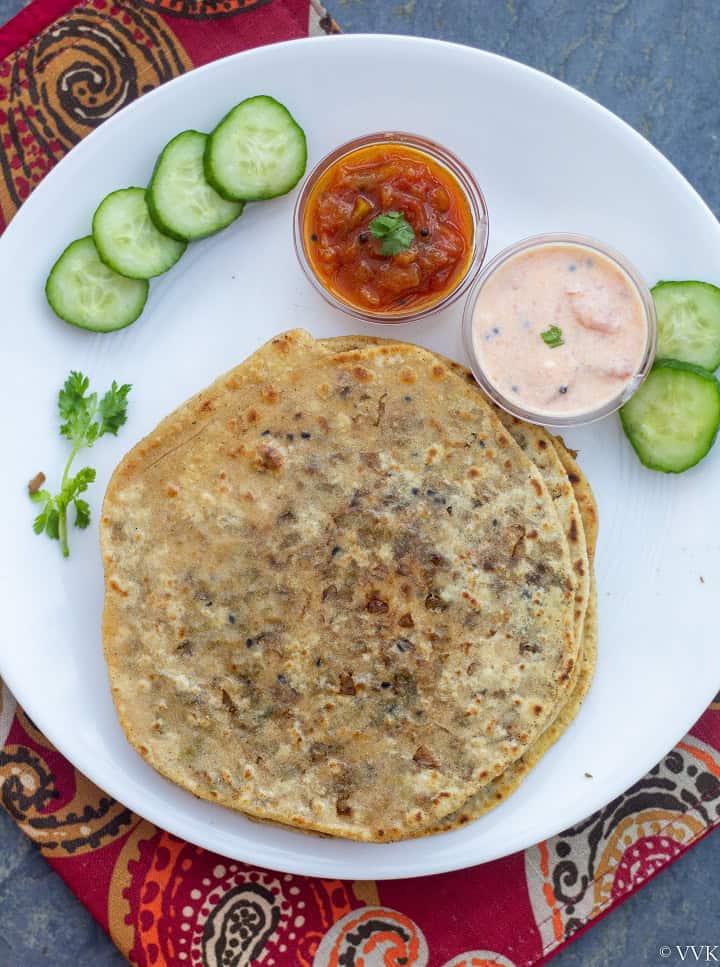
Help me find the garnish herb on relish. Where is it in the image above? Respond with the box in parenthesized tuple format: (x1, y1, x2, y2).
(541, 325, 564, 348)
(29, 371, 131, 558)
(369, 211, 415, 256)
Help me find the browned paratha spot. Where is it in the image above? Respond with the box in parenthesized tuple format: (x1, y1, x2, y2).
(527, 529, 538, 539)
(431, 364, 446, 379)
(530, 478, 543, 496)
(166, 485, 178, 497)
(366, 596, 389, 614)
(199, 397, 215, 413)
(538, 438, 548, 449)
(574, 559, 585, 576)
(426, 447, 439, 463)
(398, 612, 414, 628)
(504, 459, 513, 470)
(353, 366, 374, 383)
(336, 800, 352, 816)
(399, 367, 417, 384)
(424, 591, 448, 611)
(262, 386, 280, 404)
(497, 433, 510, 447)
(255, 444, 284, 471)
(413, 745, 439, 769)
(467, 466, 480, 479)
(109, 579, 128, 597)
(272, 334, 295, 353)
(246, 408, 260, 423)
(533, 704, 543, 716)
(338, 672, 356, 695)
(569, 517, 578, 542)
(221, 689, 237, 715)
(317, 383, 331, 400)
(568, 471, 580, 484)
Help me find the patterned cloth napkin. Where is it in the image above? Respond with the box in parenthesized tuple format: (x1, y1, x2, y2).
(1, 2, 719, 964)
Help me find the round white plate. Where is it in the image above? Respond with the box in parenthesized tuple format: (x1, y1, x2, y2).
(1, 35, 719, 881)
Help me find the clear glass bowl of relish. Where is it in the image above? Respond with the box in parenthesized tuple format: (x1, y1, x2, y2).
(294, 132, 489, 323)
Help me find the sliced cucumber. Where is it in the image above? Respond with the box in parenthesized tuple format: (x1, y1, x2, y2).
(620, 359, 720, 473)
(653, 280, 720, 371)
(147, 130, 244, 241)
(46, 236, 148, 332)
(204, 95, 307, 202)
(93, 187, 186, 279)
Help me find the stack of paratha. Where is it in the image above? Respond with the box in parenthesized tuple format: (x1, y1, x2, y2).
(101, 330, 598, 841)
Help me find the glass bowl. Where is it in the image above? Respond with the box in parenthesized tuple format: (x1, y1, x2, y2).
(461, 233, 657, 427)
(293, 131, 489, 324)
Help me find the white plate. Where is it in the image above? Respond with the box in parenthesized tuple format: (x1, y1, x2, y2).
(1, 35, 719, 881)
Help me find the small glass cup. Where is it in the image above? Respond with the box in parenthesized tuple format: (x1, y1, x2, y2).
(293, 132, 489, 324)
(461, 233, 657, 427)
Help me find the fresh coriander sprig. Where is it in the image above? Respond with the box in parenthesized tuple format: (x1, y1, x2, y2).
(29, 371, 131, 558)
(541, 325, 564, 348)
(369, 210, 415, 256)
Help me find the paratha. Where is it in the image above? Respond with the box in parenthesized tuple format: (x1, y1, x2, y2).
(432, 435, 598, 832)
(322, 336, 597, 833)
(434, 575, 597, 831)
(101, 330, 578, 841)
(324, 336, 590, 650)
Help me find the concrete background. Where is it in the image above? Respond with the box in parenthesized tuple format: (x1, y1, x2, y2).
(0, 0, 718, 964)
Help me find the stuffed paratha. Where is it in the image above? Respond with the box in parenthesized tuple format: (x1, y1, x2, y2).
(102, 330, 578, 841)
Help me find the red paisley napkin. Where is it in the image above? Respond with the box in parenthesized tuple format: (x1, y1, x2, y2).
(1, 3, 719, 965)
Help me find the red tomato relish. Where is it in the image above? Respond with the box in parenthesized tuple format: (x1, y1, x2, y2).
(303, 143, 475, 316)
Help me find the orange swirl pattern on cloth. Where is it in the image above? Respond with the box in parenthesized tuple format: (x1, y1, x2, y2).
(135, 0, 272, 19)
(0, 1, 191, 226)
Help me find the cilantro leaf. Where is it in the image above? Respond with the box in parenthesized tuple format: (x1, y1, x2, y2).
(30, 372, 131, 557)
(44, 508, 60, 540)
(541, 326, 564, 348)
(369, 211, 415, 256)
(64, 466, 97, 496)
(33, 496, 60, 540)
(74, 499, 91, 530)
(98, 381, 131, 437)
(59, 370, 96, 443)
(33, 507, 52, 535)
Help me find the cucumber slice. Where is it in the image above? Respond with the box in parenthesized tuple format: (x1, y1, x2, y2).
(204, 95, 307, 202)
(93, 187, 186, 279)
(147, 130, 244, 241)
(620, 359, 720, 473)
(653, 280, 720, 371)
(46, 236, 148, 332)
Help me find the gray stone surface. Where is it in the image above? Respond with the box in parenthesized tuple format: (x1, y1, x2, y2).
(0, 0, 718, 964)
